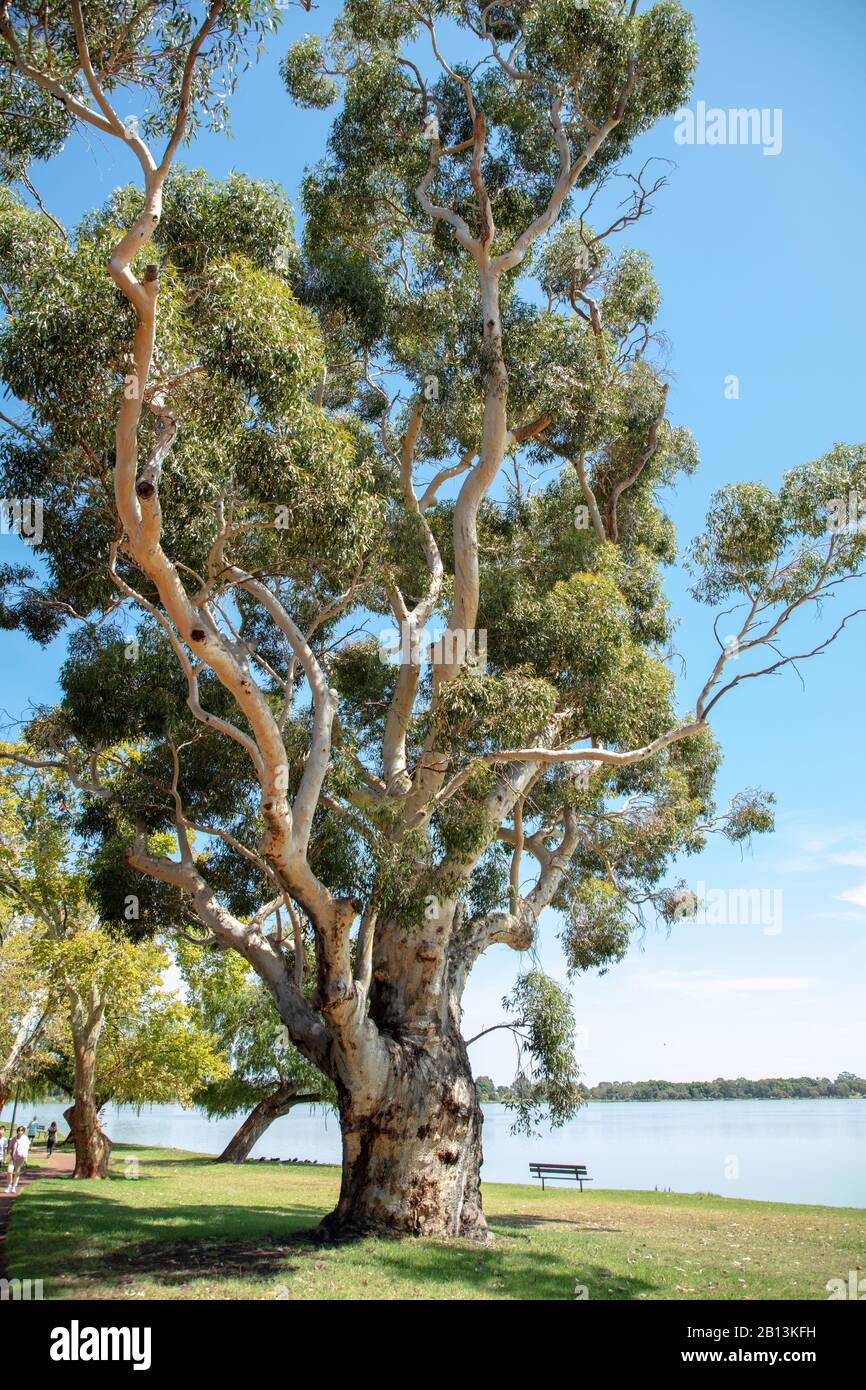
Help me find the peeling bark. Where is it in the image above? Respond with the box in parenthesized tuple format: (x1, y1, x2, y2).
(316, 900, 492, 1243)
(321, 1034, 488, 1243)
(65, 995, 111, 1178)
(62, 1098, 112, 1178)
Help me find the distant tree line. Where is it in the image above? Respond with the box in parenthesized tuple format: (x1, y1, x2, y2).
(474, 1072, 865, 1104)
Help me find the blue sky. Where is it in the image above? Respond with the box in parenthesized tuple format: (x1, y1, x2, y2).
(2, 0, 865, 1084)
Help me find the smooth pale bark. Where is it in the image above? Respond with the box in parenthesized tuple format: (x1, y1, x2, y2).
(215, 1081, 323, 1163)
(0, 1000, 51, 1103)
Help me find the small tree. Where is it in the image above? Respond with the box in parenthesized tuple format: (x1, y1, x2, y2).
(0, 1, 863, 1239)
(36, 923, 228, 1175)
(0, 747, 72, 1110)
(0, 753, 226, 1175)
(0, 909, 59, 1110)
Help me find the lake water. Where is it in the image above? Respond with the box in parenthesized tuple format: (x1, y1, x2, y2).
(6, 1098, 863, 1208)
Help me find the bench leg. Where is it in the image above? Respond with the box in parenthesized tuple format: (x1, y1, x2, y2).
(578, 1180, 583, 1191)
(541, 1177, 545, 1191)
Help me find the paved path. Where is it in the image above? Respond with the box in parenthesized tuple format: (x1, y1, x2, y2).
(0, 1147, 75, 1280)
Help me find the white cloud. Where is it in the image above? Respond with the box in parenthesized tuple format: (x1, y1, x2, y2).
(635, 970, 814, 999)
(838, 883, 866, 908)
(770, 829, 866, 875)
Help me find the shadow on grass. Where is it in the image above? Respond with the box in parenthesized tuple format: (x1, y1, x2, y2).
(11, 1179, 660, 1300)
(8, 1188, 328, 1293)
(17, 1185, 322, 1229)
(88, 1232, 310, 1286)
(366, 1238, 658, 1300)
(492, 1213, 624, 1233)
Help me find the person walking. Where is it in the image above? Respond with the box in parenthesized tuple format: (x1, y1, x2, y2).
(5, 1125, 30, 1193)
(45, 1121, 58, 1158)
(26, 1115, 38, 1144)
(0, 1125, 7, 1166)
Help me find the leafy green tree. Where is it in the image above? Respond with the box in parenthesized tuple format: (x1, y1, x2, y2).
(0, 752, 226, 1174)
(499, 969, 581, 1132)
(177, 939, 333, 1162)
(474, 1074, 498, 1102)
(576, 1075, 866, 1101)
(35, 921, 228, 1175)
(0, 907, 60, 1110)
(0, 746, 78, 1112)
(0, 0, 863, 1239)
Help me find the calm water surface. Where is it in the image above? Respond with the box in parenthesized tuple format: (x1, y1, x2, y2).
(7, 1098, 863, 1208)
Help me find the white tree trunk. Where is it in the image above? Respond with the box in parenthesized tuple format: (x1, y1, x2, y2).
(315, 900, 491, 1242)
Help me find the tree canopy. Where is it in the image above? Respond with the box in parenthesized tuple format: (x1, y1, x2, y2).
(0, 0, 863, 1237)
(0, 750, 226, 1172)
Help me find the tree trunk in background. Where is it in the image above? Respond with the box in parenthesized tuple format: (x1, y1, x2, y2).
(62, 1097, 112, 1177)
(216, 1082, 321, 1163)
(65, 997, 111, 1178)
(0, 1001, 49, 1115)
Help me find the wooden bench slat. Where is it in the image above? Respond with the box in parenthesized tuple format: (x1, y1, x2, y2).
(529, 1161, 593, 1191)
(530, 1163, 588, 1171)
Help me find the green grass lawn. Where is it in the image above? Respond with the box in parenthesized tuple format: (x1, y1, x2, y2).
(7, 1145, 864, 1300)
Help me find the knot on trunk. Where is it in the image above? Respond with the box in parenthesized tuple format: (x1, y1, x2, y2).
(509, 901, 537, 951)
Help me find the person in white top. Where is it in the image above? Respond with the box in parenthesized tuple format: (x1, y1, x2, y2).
(5, 1126, 30, 1193)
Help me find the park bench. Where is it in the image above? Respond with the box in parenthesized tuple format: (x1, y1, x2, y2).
(529, 1162, 593, 1191)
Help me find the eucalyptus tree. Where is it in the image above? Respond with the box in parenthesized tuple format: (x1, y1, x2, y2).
(0, 0, 864, 1240)
(0, 741, 60, 1109)
(34, 922, 228, 1176)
